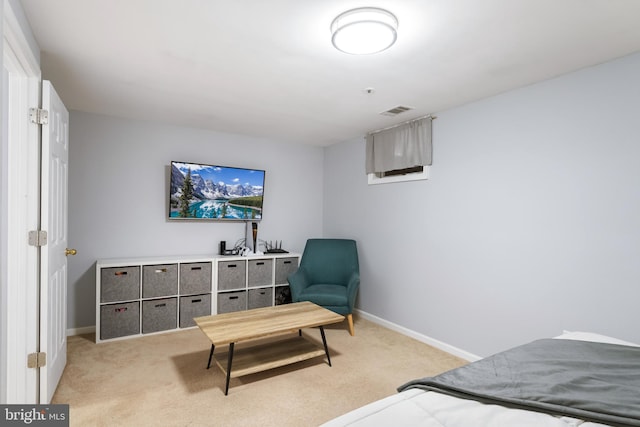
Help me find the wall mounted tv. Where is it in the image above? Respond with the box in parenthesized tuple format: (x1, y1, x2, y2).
(169, 161, 265, 221)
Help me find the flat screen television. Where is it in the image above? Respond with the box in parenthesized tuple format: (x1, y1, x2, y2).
(169, 161, 265, 221)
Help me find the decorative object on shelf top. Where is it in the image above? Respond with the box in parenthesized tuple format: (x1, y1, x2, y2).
(221, 248, 240, 256)
(220, 238, 248, 256)
(245, 221, 259, 253)
(265, 240, 288, 254)
(224, 237, 287, 256)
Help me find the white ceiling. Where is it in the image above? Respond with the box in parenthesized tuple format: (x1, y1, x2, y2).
(20, 0, 640, 146)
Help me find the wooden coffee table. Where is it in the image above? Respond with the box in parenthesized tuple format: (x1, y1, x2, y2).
(194, 301, 344, 395)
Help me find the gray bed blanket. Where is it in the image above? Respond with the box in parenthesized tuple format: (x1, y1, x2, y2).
(398, 339, 640, 427)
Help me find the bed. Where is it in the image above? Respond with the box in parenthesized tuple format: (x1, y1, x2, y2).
(321, 332, 640, 427)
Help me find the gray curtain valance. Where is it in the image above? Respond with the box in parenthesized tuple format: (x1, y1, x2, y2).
(365, 116, 432, 174)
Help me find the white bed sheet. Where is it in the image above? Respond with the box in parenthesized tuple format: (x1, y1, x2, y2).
(321, 332, 639, 427)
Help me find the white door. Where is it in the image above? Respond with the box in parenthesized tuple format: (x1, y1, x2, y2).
(2, 1, 41, 402)
(39, 80, 70, 403)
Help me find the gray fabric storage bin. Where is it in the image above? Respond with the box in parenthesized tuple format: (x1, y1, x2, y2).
(142, 264, 178, 298)
(275, 257, 298, 284)
(179, 294, 211, 328)
(217, 290, 247, 314)
(274, 285, 292, 305)
(217, 261, 246, 291)
(100, 301, 140, 340)
(248, 259, 273, 287)
(100, 266, 140, 303)
(142, 297, 177, 334)
(248, 287, 273, 309)
(180, 262, 212, 294)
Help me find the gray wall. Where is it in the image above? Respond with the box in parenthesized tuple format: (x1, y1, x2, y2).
(68, 111, 324, 329)
(324, 52, 640, 357)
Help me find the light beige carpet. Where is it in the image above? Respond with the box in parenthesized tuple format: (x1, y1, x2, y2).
(53, 316, 466, 426)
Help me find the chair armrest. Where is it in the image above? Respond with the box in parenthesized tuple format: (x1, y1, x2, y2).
(346, 271, 360, 309)
(287, 268, 310, 302)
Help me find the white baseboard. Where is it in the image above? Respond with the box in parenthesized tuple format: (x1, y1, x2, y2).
(67, 326, 95, 337)
(355, 309, 481, 362)
(68, 312, 482, 361)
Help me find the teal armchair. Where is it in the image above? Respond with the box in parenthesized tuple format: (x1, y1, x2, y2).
(288, 238, 359, 335)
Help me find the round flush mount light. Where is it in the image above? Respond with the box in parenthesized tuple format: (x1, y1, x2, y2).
(331, 7, 398, 55)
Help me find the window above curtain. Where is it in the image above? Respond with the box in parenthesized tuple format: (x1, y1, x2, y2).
(365, 116, 432, 175)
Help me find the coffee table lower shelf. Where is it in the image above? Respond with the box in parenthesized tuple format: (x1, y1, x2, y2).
(213, 335, 327, 378)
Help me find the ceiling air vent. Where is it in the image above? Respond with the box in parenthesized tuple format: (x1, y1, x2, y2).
(380, 105, 413, 117)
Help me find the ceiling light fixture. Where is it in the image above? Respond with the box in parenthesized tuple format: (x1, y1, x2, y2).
(331, 7, 398, 55)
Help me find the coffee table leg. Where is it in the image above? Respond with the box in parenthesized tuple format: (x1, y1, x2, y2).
(319, 326, 332, 367)
(225, 342, 235, 395)
(206, 344, 215, 369)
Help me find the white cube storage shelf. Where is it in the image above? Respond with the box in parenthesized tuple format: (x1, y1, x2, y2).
(96, 253, 299, 343)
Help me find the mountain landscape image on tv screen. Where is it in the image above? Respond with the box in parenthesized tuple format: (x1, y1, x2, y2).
(169, 161, 265, 220)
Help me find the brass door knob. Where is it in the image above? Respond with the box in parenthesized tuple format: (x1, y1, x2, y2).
(65, 248, 77, 256)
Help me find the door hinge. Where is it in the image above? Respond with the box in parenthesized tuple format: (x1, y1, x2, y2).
(29, 107, 49, 125)
(27, 352, 47, 369)
(28, 230, 48, 247)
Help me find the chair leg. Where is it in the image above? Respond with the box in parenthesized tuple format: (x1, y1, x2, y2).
(347, 314, 354, 336)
